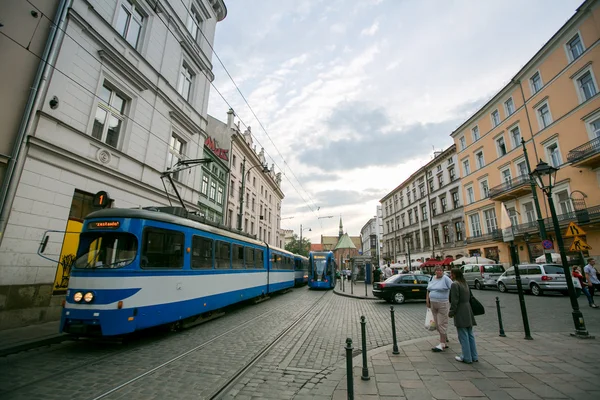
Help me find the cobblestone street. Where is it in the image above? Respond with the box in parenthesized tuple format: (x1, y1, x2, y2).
(2, 285, 600, 399)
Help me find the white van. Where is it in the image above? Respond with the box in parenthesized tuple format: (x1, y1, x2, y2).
(461, 264, 506, 290)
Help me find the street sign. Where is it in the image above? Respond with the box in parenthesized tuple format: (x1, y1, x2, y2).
(565, 222, 586, 238)
(569, 236, 592, 252)
(542, 239, 554, 249)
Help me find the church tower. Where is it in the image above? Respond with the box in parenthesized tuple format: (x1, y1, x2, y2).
(338, 217, 343, 239)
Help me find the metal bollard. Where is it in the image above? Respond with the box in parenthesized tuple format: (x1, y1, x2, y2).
(495, 297, 506, 337)
(360, 316, 370, 381)
(390, 306, 399, 355)
(364, 279, 368, 297)
(351, 277, 354, 295)
(345, 337, 354, 399)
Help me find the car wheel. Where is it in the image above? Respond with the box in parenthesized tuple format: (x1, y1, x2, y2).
(531, 283, 542, 296)
(474, 280, 483, 290)
(498, 282, 507, 293)
(394, 292, 406, 304)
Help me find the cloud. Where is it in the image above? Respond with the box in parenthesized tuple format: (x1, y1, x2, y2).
(360, 21, 379, 36)
(297, 172, 340, 182)
(330, 23, 346, 34)
(282, 53, 309, 68)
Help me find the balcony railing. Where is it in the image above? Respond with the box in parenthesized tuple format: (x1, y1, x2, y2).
(488, 174, 531, 199)
(567, 136, 600, 165)
(466, 229, 502, 244)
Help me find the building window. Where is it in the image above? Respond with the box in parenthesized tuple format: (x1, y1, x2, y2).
(466, 186, 474, 204)
(431, 200, 437, 216)
(516, 160, 528, 177)
(577, 70, 597, 102)
(471, 126, 480, 141)
(408, 210, 413, 224)
(507, 207, 519, 227)
(443, 225, 450, 243)
(401, 214, 405, 227)
(496, 137, 507, 156)
(455, 221, 463, 241)
(415, 232, 421, 248)
(501, 168, 512, 184)
(177, 63, 194, 101)
(483, 209, 498, 233)
(92, 83, 126, 148)
(438, 174, 444, 187)
(201, 176, 208, 195)
(491, 110, 500, 127)
(523, 202, 535, 223)
(475, 151, 485, 169)
(510, 126, 521, 149)
(229, 180, 234, 197)
(537, 103, 552, 129)
(428, 179, 434, 192)
(567, 33, 584, 61)
(419, 185, 425, 198)
(590, 118, 600, 138)
(505, 97, 515, 116)
(459, 136, 466, 150)
(556, 189, 573, 214)
(452, 191, 460, 208)
(116, 0, 144, 49)
(433, 229, 440, 246)
(423, 230, 430, 247)
(440, 196, 447, 212)
(217, 186, 224, 205)
(470, 213, 483, 237)
(480, 180, 489, 199)
(167, 134, 185, 181)
(421, 204, 428, 221)
(546, 142, 562, 167)
(463, 159, 470, 175)
(530, 72, 542, 94)
(449, 167, 455, 181)
(186, 6, 202, 41)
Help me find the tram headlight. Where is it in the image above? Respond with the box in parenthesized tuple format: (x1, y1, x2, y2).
(73, 292, 83, 303)
(83, 292, 94, 303)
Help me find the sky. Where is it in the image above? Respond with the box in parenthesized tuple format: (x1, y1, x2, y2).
(207, 0, 583, 245)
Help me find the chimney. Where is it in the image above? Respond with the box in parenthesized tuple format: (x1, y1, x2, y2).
(227, 108, 234, 129)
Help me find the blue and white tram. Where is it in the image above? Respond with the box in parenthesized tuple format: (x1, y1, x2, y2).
(307, 251, 336, 289)
(56, 207, 296, 336)
(293, 255, 309, 286)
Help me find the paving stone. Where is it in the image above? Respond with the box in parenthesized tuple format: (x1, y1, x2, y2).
(399, 380, 424, 389)
(503, 387, 541, 399)
(447, 380, 485, 397)
(377, 382, 403, 396)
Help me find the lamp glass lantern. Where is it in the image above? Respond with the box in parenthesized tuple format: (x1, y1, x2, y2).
(530, 160, 558, 193)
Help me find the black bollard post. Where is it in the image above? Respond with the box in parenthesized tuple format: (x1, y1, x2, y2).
(360, 316, 370, 381)
(345, 338, 354, 399)
(495, 297, 506, 337)
(364, 278, 368, 297)
(390, 306, 399, 355)
(351, 276, 354, 295)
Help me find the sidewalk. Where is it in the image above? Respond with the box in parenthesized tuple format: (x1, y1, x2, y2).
(333, 279, 378, 300)
(0, 320, 66, 357)
(304, 331, 600, 400)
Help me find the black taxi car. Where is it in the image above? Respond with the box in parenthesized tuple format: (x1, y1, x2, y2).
(373, 274, 431, 304)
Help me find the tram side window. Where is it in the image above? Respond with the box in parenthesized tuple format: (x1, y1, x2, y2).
(257, 250, 264, 269)
(142, 228, 184, 269)
(272, 254, 279, 269)
(245, 247, 255, 269)
(215, 241, 231, 269)
(192, 236, 213, 269)
(232, 244, 244, 269)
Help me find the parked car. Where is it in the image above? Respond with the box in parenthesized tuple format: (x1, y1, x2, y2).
(461, 264, 505, 290)
(497, 264, 582, 296)
(372, 274, 431, 304)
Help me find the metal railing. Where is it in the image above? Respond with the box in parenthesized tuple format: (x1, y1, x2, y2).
(488, 174, 531, 198)
(567, 136, 600, 164)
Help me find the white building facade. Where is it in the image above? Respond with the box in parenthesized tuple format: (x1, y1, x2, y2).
(360, 217, 378, 260)
(0, 0, 227, 329)
(381, 145, 466, 265)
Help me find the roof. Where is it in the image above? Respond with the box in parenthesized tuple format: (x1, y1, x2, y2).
(311, 244, 324, 251)
(334, 233, 357, 250)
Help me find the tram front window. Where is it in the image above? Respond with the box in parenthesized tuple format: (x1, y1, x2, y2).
(74, 232, 138, 269)
(314, 259, 327, 280)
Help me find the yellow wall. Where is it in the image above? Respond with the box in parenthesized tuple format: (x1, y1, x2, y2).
(52, 219, 82, 294)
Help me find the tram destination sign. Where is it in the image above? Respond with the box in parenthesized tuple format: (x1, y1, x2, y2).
(88, 221, 121, 229)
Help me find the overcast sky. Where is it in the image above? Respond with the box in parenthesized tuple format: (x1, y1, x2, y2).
(207, 0, 583, 244)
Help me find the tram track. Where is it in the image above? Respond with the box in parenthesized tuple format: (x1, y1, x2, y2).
(88, 290, 330, 400)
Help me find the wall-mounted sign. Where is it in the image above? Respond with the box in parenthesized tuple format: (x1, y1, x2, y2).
(93, 191, 110, 208)
(204, 137, 229, 161)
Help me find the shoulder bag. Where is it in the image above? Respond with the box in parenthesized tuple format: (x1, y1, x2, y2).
(469, 289, 485, 316)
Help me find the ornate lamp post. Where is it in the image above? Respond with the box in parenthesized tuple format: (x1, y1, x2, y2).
(530, 160, 592, 338)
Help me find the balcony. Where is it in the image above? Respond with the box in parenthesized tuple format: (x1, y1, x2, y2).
(466, 229, 503, 244)
(488, 175, 532, 201)
(567, 137, 600, 168)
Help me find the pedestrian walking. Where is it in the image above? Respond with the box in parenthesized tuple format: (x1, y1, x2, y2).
(448, 268, 478, 364)
(373, 266, 382, 284)
(573, 266, 597, 308)
(584, 258, 600, 304)
(426, 266, 453, 352)
(384, 264, 392, 280)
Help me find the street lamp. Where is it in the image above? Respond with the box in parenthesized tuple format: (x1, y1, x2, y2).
(404, 237, 412, 271)
(237, 157, 269, 231)
(299, 224, 311, 256)
(530, 160, 592, 338)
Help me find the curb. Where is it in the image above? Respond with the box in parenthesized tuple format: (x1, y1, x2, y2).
(333, 289, 379, 300)
(0, 334, 70, 357)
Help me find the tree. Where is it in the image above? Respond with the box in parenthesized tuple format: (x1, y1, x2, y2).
(285, 234, 311, 257)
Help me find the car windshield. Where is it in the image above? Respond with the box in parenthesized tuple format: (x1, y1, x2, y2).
(384, 275, 400, 283)
(483, 265, 505, 273)
(74, 232, 138, 269)
(543, 265, 565, 275)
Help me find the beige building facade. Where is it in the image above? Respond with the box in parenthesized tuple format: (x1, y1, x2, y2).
(451, 0, 600, 266)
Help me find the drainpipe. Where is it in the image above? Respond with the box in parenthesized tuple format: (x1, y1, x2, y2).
(515, 79, 552, 263)
(0, 0, 71, 247)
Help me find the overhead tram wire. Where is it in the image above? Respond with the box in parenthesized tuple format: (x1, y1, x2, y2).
(177, 0, 320, 214)
(23, 1, 319, 214)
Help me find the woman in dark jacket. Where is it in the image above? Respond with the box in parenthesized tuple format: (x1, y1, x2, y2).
(449, 268, 478, 364)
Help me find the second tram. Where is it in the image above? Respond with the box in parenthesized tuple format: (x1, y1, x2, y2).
(307, 251, 336, 289)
